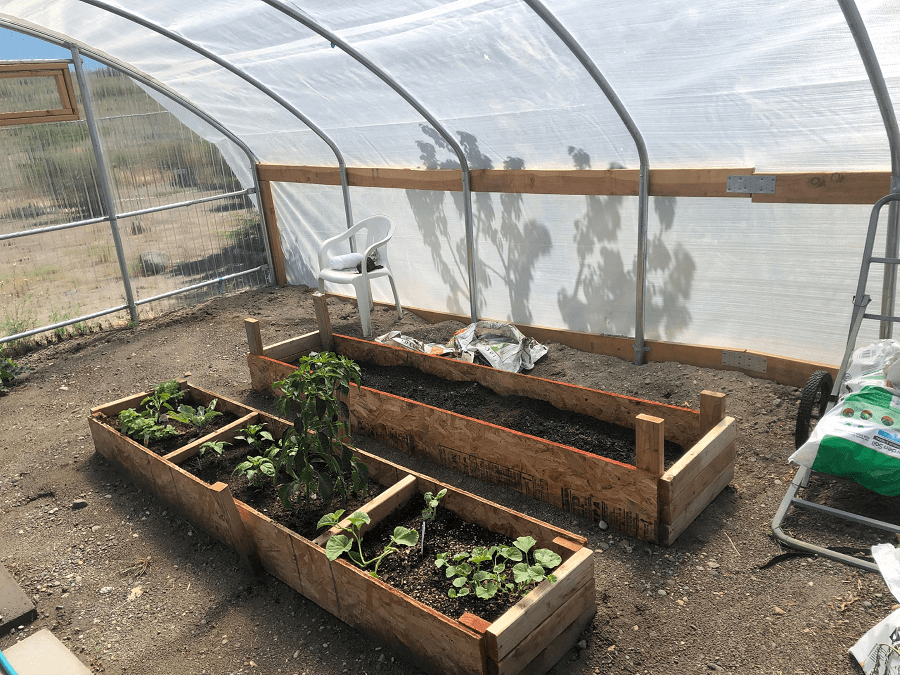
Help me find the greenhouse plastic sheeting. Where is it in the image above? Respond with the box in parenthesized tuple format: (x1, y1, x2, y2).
(1, 0, 899, 365)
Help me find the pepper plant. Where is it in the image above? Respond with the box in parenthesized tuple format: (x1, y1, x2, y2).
(168, 400, 222, 433)
(116, 379, 184, 445)
(271, 353, 368, 508)
(435, 536, 561, 599)
(317, 509, 418, 578)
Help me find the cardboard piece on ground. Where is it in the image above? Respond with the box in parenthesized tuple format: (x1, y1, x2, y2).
(4, 628, 92, 675)
(0, 564, 36, 637)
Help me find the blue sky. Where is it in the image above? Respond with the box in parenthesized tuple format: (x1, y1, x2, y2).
(0, 28, 71, 61)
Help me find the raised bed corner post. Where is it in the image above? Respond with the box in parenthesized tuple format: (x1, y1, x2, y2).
(523, 0, 651, 365)
(837, 0, 900, 339)
(69, 44, 139, 326)
(259, 0, 480, 324)
(312, 291, 334, 352)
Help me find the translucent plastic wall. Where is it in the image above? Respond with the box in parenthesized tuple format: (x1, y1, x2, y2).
(1, 0, 899, 364)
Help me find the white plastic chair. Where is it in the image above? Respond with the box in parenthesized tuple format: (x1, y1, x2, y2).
(317, 215, 403, 337)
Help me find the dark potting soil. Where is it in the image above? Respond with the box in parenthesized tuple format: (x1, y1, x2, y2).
(357, 361, 685, 468)
(357, 494, 547, 624)
(100, 394, 239, 456)
(179, 440, 385, 541)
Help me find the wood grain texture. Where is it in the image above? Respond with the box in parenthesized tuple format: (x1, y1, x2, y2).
(635, 414, 665, 477)
(265, 331, 321, 362)
(751, 171, 891, 204)
(313, 292, 334, 352)
(349, 385, 659, 540)
(257, 179, 287, 285)
(662, 436, 736, 518)
(329, 559, 487, 675)
(486, 548, 594, 662)
(699, 391, 727, 436)
(163, 412, 257, 465)
(493, 579, 596, 675)
(245, 318, 263, 355)
(496, 602, 596, 675)
(333, 334, 698, 449)
(659, 417, 737, 507)
(660, 462, 735, 546)
(247, 354, 295, 393)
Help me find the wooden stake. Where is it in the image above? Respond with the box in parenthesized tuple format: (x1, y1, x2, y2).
(313, 292, 334, 352)
(257, 178, 287, 285)
(699, 391, 727, 436)
(211, 482, 260, 573)
(244, 318, 264, 356)
(635, 414, 665, 477)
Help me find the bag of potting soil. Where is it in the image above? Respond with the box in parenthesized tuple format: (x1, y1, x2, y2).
(789, 340, 900, 496)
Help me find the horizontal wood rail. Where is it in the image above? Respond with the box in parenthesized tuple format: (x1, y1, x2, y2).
(258, 164, 892, 204)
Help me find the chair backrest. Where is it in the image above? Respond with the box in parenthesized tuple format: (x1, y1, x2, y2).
(356, 215, 394, 267)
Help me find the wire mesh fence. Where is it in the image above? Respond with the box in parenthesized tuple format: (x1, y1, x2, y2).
(0, 61, 269, 350)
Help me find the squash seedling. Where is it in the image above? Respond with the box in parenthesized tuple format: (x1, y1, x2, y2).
(420, 488, 447, 554)
(435, 536, 561, 600)
(318, 509, 418, 578)
(168, 399, 222, 433)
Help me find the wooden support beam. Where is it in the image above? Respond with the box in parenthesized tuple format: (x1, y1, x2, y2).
(699, 391, 727, 436)
(257, 178, 287, 285)
(313, 292, 334, 352)
(257, 163, 892, 203)
(635, 414, 665, 477)
(211, 481, 259, 572)
(245, 318, 264, 355)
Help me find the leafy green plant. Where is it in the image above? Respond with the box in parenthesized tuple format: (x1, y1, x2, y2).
(420, 488, 447, 553)
(234, 423, 274, 452)
(197, 440, 230, 464)
(318, 509, 419, 578)
(168, 400, 222, 433)
(435, 536, 561, 600)
(271, 353, 368, 508)
(141, 380, 184, 423)
(118, 408, 178, 444)
(0, 357, 27, 394)
(233, 452, 278, 488)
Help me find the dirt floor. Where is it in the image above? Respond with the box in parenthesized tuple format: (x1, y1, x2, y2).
(1, 284, 898, 675)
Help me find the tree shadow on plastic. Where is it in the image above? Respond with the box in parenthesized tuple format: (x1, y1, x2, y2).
(406, 125, 551, 322)
(557, 147, 694, 341)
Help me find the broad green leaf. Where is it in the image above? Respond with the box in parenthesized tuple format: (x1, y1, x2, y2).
(391, 526, 419, 547)
(316, 510, 344, 530)
(347, 511, 371, 528)
(533, 549, 562, 570)
(493, 563, 506, 574)
(502, 546, 523, 562)
(513, 536, 536, 554)
(452, 576, 467, 588)
(455, 587, 470, 597)
(512, 562, 530, 584)
(324, 534, 352, 561)
(473, 571, 490, 583)
(527, 565, 547, 583)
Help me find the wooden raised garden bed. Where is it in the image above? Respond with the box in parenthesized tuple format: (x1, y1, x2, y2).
(89, 383, 595, 675)
(244, 293, 737, 545)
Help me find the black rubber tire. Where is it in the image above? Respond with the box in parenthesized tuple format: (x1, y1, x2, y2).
(794, 370, 834, 449)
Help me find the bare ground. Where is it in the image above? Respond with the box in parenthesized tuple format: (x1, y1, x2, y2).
(1, 284, 898, 675)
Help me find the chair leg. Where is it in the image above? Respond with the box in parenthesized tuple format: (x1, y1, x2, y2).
(387, 273, 403, 319)
(355, 280, 373, 338)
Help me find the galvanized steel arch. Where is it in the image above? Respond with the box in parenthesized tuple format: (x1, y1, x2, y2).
(259, 0, 480, 323)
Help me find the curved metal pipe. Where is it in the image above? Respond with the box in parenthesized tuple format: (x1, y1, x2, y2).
(73, 0, 355, 237)
(837, 0, 900, 338)
(259, 0, 479, 323)
(0, 17, 277, 285)
(523, 0, 651, 365)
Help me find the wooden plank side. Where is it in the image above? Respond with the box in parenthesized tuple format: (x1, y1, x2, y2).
(660, 463, 735, 547)
(349, 386, 659, 540)
(333, 334, 698, 449)
(235, 503, 305, 593)
(314, 474, 417, 546)
(659, 418, 736, 506)
(329, 559, 486, 675)
(493, 579, 596, 675)
(507, 602, 596, 675)
(663, 437, 736, 519)
(751, 171, 891, 204)
(265, 331, 321, 362)
(163, 412, 257, 465)
(486, 548, 594, 662)
(247, 354, 295, 393)
(185, 383, 256, 418)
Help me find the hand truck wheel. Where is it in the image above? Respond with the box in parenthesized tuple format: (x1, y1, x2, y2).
(794, 370, 834, 449)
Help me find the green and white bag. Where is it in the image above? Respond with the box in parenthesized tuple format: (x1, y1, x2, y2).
(790, 340, 900, 496)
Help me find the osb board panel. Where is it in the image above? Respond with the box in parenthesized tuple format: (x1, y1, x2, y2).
(486, 549, 594, 662)
(333, 334, 699, 449)
(493, 579, 596, 675)
(247, 354, 295, 392)
(659, 418, 737, 506)
(235, 503, 340, 616)
(330, 560, 486, 675)
(350, 386, 659, 541)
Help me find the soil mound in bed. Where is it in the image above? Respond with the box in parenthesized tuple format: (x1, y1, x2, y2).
(357, 360, 685, 468)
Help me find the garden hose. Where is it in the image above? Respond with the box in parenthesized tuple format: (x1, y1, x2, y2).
(0, 648, 18, 675)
